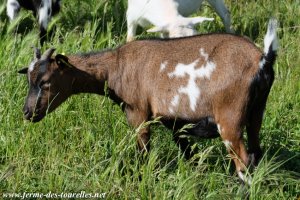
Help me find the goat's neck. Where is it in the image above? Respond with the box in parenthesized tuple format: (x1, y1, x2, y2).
(67, 51, 117, 95)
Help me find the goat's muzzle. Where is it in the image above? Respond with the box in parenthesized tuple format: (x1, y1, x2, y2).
(23, 106, 45, 123)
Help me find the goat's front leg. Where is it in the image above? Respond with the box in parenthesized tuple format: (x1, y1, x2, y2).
(173, 134, 193, 159)
(207, 0, 234, 33)
(125, 105, 150, 153)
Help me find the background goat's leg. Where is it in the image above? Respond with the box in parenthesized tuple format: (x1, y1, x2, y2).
(207, 0, 233, 33)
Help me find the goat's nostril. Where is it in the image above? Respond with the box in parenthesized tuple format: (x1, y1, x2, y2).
(23, 108, 29, 115)
(23, 108, 33, 120)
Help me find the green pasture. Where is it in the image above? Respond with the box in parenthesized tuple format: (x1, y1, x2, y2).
(0, 0, 299, 199)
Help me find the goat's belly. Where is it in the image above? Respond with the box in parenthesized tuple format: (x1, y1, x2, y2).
(152, 105, 210, 121)
(160, 116, 220, 138)
(151, 96, 211, 121)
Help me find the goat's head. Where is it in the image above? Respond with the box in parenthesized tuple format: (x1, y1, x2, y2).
(147, 17, 214, 38)
(18, 47, 73, 122)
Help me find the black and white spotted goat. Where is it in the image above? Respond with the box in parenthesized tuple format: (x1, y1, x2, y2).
(6, 0, 61, 45)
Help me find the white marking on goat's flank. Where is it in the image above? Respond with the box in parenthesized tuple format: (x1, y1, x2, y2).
(200, 48, 209, 61)
(238, 171, 252, 185)
(38, 0, 52, 29)
(169, 107, 174, 115)
(167, 48, 216, 111)
(160, 61, 168, 72)
(171, 95, 179, 107)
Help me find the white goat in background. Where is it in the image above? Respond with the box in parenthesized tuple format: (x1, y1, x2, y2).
(126, 0, 233, 42)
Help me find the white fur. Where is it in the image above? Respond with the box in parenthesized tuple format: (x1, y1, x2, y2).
(217, 124, 222, 134)
(147, 16, 214, 38)
(168, 48, 216, 111)
(169, 107, 174, 114)
(264, 18, 279, 55)
(171, 95, 180, 107)
(28, 61, 36, 73)
(238, 171, 252, 185)
(126, 0, 233, 41)
(6, 0, 20, 21)
(160, 61, 168, 72)
(259, 19, 278, 69)
(223, 140, 232, 149)
(38, 0, 52, 30)
(168, 94, 180, 114)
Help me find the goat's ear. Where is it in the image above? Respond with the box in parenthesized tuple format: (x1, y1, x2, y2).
(55, 54, 72, 69)
(18, 67, 28, 74)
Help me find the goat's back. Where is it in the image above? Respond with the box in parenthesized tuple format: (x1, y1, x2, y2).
(114, 34, 263, 120)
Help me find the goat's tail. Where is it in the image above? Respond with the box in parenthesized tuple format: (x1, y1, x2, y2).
(259, 18, 279, 70)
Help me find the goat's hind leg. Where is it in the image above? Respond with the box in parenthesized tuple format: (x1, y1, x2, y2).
(246, 109, 264, 166)
(217, 117, 250, 184)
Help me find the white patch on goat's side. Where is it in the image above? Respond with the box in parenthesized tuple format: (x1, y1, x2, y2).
(238, 171, 252, 185)
(171, 94, 179, 107)
(200, 48, 208, 60)
(38, 0, 52, 30)
(6, 0, 20, 20)
(169, 107, 174, 115)
(168, 48, 216, 111)
(168, 95, 180, 114)
(160, 61, 168, 72)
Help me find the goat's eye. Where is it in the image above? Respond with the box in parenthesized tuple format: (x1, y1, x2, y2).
(39, 81, 51, 89)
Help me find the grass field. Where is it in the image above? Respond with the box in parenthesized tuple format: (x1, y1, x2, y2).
(0, 0, 299, 199)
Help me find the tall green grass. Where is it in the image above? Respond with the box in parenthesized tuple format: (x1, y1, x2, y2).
(0, 0, 299, 199)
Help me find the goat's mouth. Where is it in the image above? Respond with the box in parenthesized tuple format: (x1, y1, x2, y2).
(24, 109, 46, 123)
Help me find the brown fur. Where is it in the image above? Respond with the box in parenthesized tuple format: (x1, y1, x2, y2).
(19, 33, 276, 183)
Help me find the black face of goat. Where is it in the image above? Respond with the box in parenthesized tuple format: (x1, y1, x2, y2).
(18, 48, 72, 122)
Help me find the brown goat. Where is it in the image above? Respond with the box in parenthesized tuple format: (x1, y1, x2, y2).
(18, 19, 278, 184)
